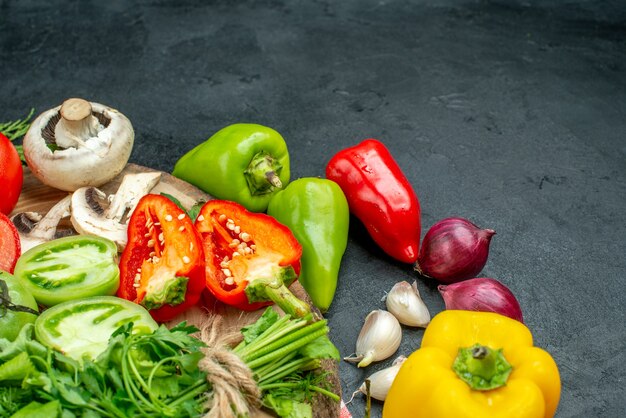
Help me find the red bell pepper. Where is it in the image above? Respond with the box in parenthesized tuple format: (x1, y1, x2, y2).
(0, 212, 21, 273)
(326, 139, 421, 263)
(117, 194, 205, 322)
(195, 200, 310, 317)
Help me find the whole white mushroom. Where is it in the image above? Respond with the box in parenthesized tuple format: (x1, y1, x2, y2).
(23, 98, 134, 191)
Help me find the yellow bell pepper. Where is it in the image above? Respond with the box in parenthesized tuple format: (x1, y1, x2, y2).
(383, 310, 561, 418)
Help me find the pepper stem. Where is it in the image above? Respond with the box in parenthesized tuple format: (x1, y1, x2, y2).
(260, 280, 311, 318)
(244, 266, 311, 318)
(244, 151, 284, 196)
(452, 344, 512, 391)
(266, 171, 283, 188)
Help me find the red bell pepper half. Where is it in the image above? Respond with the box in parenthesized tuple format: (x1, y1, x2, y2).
(195, 199, 310, 317)
(0, 212, 21, 273)
(326, 138, 421, 263)
(117, 194, 205, 322)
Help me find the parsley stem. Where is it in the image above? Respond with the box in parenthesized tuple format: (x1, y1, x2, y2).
(258, 382, 341, 402)
(127, 350, 153, 395)
(83, 402, 117, 418)
(91, 399, 127, 418)
(167, 381, 210, 407)
(308, 384, 341, 402)
(235, 314, 302, 357)
(246, 327, 328, 369)
(121, 345, 155, 416)
(235, 314, 292, 353)
(253, 350, 299, 379)
(244, 325, 328, 368)
(146, 355, 179, 411)
(256, 357, 311, 385)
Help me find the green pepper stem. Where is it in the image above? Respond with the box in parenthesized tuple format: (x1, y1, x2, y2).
(262, 282, 311, 318)
(266, 171, 283, 188)
(244, 266, 311, 318)
(244, 151, 284, 196)
(452, 344, 512, 391)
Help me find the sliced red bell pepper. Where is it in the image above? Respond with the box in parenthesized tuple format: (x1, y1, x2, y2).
(195, 199, 310, 317)
(326, 139, 422, 263)
(117, 194, 205, 322)
(0, 212, 21, 273)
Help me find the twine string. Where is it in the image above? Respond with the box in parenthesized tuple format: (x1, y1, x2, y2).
(197, 314, 262, 418)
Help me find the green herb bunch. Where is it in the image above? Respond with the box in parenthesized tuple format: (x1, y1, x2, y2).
(0, 322, 208, 417)
(0, 109, 35, 162)
(0, 308, 341, 418)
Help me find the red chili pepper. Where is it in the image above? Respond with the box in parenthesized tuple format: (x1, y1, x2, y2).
(326, 139, 421, 263)
(117, 194, 205, 322)
(0, 212, 21, 273)
(195, 200, 310, 317)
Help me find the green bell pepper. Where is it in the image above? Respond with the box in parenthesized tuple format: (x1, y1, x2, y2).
(267, 178, 349, 312)
(172, 123, 290, 212)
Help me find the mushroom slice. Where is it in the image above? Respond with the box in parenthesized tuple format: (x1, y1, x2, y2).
(70, 172, 162, 251)
(11, 195, 72, 252)
(23, 98, 134, 191)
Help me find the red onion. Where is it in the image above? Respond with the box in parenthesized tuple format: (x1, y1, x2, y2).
(414, 217, 495, 283)
(438, 277, 524, 323)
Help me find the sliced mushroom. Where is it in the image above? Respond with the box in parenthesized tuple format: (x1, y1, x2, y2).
(23, 98, 134, 191)
(11, 195, 72, 252)
(70, 172, 162, 251)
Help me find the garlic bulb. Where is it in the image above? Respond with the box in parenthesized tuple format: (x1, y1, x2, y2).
(353, 355, 407, 401)
(386, 281, 431, 327)
(344, 310, 402, 368)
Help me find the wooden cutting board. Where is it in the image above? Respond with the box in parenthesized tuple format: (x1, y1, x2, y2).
(11, 163, 341, 418)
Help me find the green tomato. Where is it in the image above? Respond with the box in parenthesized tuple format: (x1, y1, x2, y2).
(0, 271, 39, 342)
(13, 235, 120, 307)
(35, 296, 158, 361)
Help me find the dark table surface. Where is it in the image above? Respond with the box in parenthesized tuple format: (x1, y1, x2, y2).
(2, 1, 625, 416)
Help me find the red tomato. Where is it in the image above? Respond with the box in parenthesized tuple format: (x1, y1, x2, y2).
(0, 133, 23, 215)
(0, 212, 21, 273)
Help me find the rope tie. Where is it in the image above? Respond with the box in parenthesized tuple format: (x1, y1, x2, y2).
(197, 315, 262, 418)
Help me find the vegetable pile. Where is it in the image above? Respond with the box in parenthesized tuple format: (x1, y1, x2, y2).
(1, 99, 563, 418)
(0, 306, 338, 418)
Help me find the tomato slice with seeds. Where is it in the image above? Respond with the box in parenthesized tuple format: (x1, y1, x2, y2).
(13, 235, 119, 307)
(35, 296, 158, 361)
(117, 194, 205, 322)
(195, 200, 309, 317)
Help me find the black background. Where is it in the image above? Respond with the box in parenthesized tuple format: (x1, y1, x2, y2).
(2, 1, 625, 416)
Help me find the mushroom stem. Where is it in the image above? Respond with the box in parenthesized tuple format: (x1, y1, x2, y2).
(105, 172, 162, 221)
(71, 172, 163, 251)
(54, 98, 101, 149)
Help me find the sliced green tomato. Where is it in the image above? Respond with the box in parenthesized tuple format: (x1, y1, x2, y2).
(13, 235, 120, 307)
(0, 271, 39, 342)
(34, 296, 158, 362)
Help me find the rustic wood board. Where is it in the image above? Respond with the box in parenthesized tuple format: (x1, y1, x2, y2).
(11, 163, 341, 418)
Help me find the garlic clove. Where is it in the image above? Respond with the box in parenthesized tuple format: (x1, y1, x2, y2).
(386, 281, 431, 327)
(350, 355, 407, 402)
(344, 310, 402, 368)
